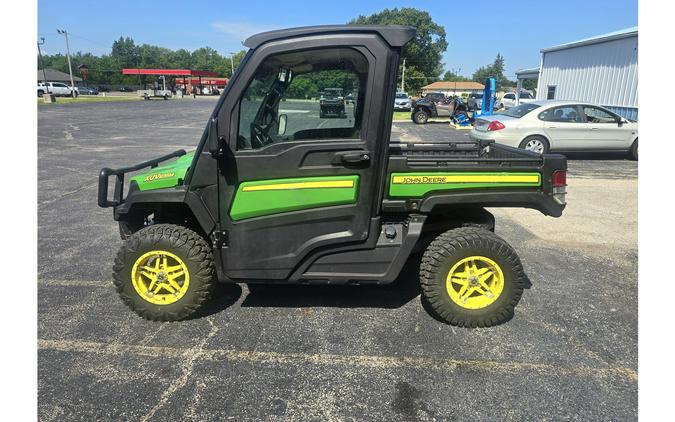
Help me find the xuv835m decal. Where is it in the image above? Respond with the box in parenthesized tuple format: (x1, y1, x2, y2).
(229, 175, 360, 221)
(389, 172, 541, 197)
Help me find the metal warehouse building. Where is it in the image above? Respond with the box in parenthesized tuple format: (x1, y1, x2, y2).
(521, 27, 638, 120)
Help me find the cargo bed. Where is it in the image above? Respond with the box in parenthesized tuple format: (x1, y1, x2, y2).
(383, 139, 567, 216)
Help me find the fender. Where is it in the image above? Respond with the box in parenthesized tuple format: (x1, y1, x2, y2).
(113, 185, 217, 238)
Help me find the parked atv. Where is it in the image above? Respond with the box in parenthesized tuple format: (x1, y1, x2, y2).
(98, 25, 567, 327)
(412, 95, 470, 124)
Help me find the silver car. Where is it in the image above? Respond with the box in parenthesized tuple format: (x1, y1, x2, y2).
(394, 92, 412, 111)
(469, 101, 638, 159)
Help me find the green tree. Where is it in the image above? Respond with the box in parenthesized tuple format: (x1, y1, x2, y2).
(522, 78, 538, 91)
(349, 7, 448, 94)
(111, 36, 139, 68)
(442, 70, 470, 82)
(472, 53, 514, 90)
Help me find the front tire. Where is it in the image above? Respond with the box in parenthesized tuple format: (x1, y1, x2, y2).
(519, 135, 549, 154)
(412, 109, 429, 124)
(419, 227, 525, 327)
(112, 224, 217, 321)
(630, 139, 638, 160)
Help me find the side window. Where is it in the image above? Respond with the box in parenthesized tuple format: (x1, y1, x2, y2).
(53, 83, 67, 88)
(582, 106, 617, 123)
(237, 47, 368, 150)
(547, 86, 556, 100)
(539, 106, 583, 122)
(504, 93, 515, 100)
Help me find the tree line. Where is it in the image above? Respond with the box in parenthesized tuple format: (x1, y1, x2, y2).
(38, 8, 533, 93)
(39, 37, 248, 87)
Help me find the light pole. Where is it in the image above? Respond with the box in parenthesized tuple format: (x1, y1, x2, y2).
(400, 58, 406, 92)
(57, 29, 76, 96)
(37, 37, 48, 92)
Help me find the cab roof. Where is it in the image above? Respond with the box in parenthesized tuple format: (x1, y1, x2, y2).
(243, 25, 416, 49)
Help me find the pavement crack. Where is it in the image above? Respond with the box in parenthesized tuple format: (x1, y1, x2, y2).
(139, 318, 219, 422)
(63, 123, 80, 141)
(38, 181, 98, 208)
(54, 165, 92, 176)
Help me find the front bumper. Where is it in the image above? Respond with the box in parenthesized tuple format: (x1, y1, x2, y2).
(320, 104, 345, 116)
(469, 130, 521, 148)
(98, 149, 186, 208)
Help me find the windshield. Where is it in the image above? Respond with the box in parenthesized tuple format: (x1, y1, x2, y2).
(395, 93, 408, 99)
(500, 103, 541, 118)
(520, 93, 533, 99)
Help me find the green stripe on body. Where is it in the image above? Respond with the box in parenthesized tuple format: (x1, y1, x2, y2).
(230, 175, 360, 221)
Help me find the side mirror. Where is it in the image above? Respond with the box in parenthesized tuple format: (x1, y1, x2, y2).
(277, 114, 287, 136)
(208, 117, 223, 156)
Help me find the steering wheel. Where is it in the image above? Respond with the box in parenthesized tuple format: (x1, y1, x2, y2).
(250, 123, 272, 149)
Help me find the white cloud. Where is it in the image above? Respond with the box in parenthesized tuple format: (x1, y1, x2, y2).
(211, 21, 281, 41)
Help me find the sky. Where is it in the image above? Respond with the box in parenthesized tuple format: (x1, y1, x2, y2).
(38, 0, 637, 79)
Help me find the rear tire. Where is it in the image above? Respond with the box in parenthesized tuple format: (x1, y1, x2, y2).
(112, 224, 217, 321)
(519, 135, 549, 154)
(630, 139, 638, 160)
(412, 109, 429, 124)
(419, 227, 525, 327)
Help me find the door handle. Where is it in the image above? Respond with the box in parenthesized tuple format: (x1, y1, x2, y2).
(547, 126, 557, 129)
(332, 151, 371, 165)
(590, 127, 599, 130)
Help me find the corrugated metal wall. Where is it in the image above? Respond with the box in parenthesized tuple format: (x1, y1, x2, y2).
(537, 35, 638, 115)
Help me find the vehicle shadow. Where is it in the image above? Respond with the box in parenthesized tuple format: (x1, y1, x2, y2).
(240, 255, 423, 309)
(190, 282, 243, 319)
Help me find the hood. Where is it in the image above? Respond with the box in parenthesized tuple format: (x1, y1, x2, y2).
(129, 151, 195, 191)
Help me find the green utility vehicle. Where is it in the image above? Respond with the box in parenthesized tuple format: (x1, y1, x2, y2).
(98, 25, 567, 327)
(319, 88, 346, 118)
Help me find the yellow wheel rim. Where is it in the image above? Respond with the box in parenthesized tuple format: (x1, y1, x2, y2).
(131, 250, 190, 305)
(446, 256, 504, 309)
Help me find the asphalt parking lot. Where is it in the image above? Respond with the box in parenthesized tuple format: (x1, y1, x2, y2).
(38, 99, 637, 421)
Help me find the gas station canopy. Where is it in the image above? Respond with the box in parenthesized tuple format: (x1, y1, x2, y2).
(121, 69, 220, 77)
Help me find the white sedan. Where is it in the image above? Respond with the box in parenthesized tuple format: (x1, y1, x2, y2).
(470, 101, 638, 159)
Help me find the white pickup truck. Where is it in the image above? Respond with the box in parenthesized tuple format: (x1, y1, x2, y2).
(500, 92, 535, 109)
(38, 82, 78, 97)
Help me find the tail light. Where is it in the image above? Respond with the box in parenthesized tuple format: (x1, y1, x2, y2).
(552, 170, 567, 205)
(487, 120, 505, 131)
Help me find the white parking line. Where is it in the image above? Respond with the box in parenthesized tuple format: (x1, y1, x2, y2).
(38, 279, 107, 287)
(38, 338, 637, 381)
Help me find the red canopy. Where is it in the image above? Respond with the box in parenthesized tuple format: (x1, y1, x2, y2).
(121, 69, 220, 77)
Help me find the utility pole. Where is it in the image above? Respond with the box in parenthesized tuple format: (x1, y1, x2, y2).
(453, 67, 461, 97)
(229, 52, 236, 77)
(400, 58, 406, 92)
(57, 29, 76, 95)
(37, 37, 48, 91)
